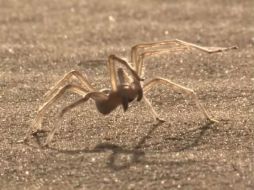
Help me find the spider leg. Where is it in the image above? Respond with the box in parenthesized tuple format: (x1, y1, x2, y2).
(44, 70, 94, 100)
(131, 39, 237, 76)
(22, 84, 90, 143)
(44, 91, 109, 146)
(143, 96, 165, 123)
(143, 77, 218, 123)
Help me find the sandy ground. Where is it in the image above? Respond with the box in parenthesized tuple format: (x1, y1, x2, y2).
(0, 0, 253, 189)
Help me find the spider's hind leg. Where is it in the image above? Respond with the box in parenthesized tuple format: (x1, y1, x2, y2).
(20, 84, 89, 144)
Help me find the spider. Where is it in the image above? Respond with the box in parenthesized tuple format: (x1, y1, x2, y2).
(22, 39, 237, 146)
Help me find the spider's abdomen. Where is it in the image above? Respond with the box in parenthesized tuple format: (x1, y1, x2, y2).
(95, 93, 122, 115)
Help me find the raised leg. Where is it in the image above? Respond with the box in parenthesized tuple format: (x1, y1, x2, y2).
(131, 39, 237, 76)
(22, 84, 90, 143)
(143, 77, 218, 123)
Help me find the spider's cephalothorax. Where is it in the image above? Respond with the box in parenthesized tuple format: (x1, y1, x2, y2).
(22, 39, 237, 146)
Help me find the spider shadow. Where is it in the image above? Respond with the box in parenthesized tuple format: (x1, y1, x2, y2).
(33, 120, 216, 171)
(93, 120, 165, 170)
(170, 121, 216, 152)
(97, 120, 216, 170)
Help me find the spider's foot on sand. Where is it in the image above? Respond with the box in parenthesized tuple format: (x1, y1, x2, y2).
(32, 129, 49, 136)
(156, 117, 166, 123)
(17, 128, 50, 144)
